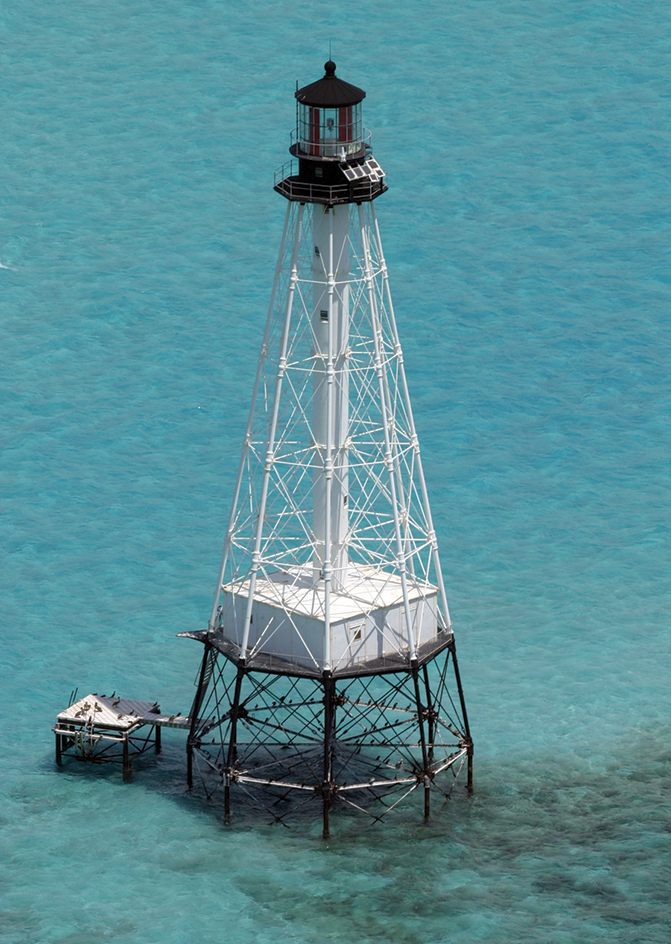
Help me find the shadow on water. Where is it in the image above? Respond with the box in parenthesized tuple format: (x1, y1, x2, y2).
(46, 724, 671, 943)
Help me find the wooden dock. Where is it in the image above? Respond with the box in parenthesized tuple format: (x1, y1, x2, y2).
(53, 693, 191, 779)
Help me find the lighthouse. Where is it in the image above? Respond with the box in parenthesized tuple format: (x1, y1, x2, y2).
(184, 61, 473, 835)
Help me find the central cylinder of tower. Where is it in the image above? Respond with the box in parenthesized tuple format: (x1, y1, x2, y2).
(312, 204, 349, 588)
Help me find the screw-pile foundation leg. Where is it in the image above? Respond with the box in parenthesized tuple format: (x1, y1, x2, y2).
(322, 672, 335, 839)
(422, 664, 435, 763)
(122, 736, 132, 781)
(449, 638, 474, 793)
(225, 665, 246, 825)
(411, 660, 430, 819)
(187, 638, 215, 790)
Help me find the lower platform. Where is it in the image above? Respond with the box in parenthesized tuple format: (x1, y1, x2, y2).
(179, 624, 454, 680)
(273, 173, 387, 205)
(185, 638, 473, 836)
(53, 694, 191, 779)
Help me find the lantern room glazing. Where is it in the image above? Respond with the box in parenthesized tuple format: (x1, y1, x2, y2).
(296, 102, 363, 158)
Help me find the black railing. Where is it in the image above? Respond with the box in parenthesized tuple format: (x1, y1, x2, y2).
(274, 171, 387, 206)
(290, 127, 371, 160)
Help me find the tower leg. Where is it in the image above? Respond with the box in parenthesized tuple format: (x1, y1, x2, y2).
(322, 672, 335, 839)
(422, 663, 434, 763)
(225, 664, 246, 824)
(410, 659, 431, 819)
(187, 638, 214, 789)
(411, 661, 430, 819)
(449, 639, 474, 792)
(122, 736, 132, 780)
(55, 732, 62, 767)
(154, 725, 161, 753)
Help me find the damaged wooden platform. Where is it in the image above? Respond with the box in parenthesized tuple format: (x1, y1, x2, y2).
(53, 693, 191, 779)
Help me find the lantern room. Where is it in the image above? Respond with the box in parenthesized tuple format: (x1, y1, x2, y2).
(294, 60, 366, 159)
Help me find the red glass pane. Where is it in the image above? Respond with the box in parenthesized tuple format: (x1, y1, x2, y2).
(309, 107, 320, 156)
(339, 106, 352, 142)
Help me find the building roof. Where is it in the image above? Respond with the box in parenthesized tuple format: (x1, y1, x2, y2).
(224, 564, 436, 623)
(295, 61, 366, 108)
(56, 694, 191, 730)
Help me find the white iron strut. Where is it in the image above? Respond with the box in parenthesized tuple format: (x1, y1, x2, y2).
(209, 201, 452, 675)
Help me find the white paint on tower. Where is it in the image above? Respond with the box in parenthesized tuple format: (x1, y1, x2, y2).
(312, 204, 350, 588)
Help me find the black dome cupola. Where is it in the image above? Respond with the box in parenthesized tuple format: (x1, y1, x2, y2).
(295, 60, 366, 108)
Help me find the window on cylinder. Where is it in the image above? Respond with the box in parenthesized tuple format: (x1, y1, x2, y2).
(298, 103, 362, 157)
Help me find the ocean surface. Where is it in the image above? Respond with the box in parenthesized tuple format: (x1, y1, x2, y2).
(1, 1, 670, 941)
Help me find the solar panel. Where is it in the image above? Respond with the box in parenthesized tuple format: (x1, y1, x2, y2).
(340, 164, 359, 181)
(340, 160, 385, 183)
(364, 159, 385, 180)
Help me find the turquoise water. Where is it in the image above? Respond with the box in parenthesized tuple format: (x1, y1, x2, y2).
(1, 1, 670, 941)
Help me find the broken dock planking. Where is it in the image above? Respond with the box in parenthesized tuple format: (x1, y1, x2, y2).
(53, 693, 192, 780)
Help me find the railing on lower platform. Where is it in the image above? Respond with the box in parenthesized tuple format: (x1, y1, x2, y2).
(273, 162, 387, 206)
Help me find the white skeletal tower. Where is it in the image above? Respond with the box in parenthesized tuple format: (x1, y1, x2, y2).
(185, 61, 472, 836)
